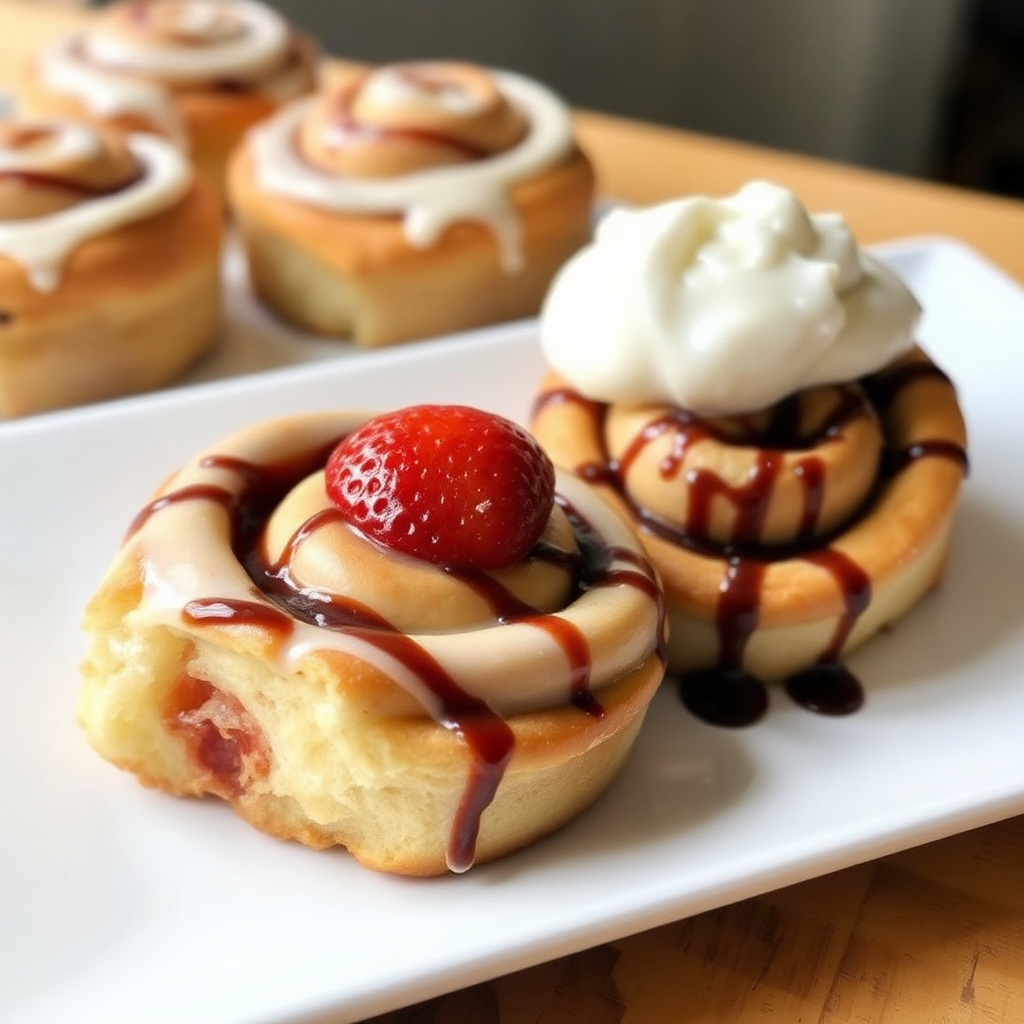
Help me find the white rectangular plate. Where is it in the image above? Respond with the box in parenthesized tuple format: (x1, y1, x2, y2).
(2, 237, 1023, 1024)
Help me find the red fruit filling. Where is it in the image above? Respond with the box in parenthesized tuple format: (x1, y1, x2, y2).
(325, 404, 556, 570)
(164, 673, 270, 799)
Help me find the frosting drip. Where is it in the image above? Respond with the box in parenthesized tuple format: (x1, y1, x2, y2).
(251, 66, 576, 272)
(0, 122, 190, 291)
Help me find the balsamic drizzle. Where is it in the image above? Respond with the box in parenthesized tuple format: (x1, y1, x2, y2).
(533, 358, 967, 727)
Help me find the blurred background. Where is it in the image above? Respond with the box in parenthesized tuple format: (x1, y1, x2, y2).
(90, 0, 1024, 199)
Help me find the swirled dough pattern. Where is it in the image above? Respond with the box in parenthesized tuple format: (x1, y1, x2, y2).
(79, 411, 666, 875)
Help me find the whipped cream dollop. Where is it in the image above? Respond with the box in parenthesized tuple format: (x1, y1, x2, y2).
(539, 181, 921, 416)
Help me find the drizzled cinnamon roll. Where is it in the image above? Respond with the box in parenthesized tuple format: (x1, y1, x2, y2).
(0, 117, 221, 418)
(21, 0, 317, 199)
(79, 407, 665, 875)
(531, 183, 968, 721)
(227, 61, 595, 347)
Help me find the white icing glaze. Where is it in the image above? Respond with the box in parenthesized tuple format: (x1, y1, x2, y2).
(127, 412, 662, 719)
(249, 70, 575, 272)
(359, 66, 488, 116)
(0, 119, 103, 172)
(540, 181, 922, 416)
(39, 34, 184, 141)
(37, 1, 307, 144)
(0, 129, 191, 291)
(84, 0, 290, 81)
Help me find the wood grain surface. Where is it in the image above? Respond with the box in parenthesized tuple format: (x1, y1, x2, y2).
(364, 818, 1024, 1023)
(3, 4, 1024, 1022)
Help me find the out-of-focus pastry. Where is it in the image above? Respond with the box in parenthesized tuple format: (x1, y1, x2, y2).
(21, 0, 318, 200)
(531, 181, 967, 721)
(79, 404, 665, 875)
(0, 116, 222, 418)
(227, 60, 595, 347)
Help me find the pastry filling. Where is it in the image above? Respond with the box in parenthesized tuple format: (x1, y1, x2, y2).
(164, 672, 270, 799)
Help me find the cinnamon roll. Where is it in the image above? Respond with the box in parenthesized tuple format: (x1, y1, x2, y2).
(227, 61, 595, 347)
(79, 405, 665, 875)
(0, 117, 222, 418)
(531, 182, 968, 718)
(21, 0, 317, 200)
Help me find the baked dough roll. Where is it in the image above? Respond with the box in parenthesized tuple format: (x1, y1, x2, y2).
(534, 354, 966, 684)
(80, 405, 666, 876)
(227, 61, 596, 347)
(0, 117, 222, 418)
(531, 182, 968, 709)
(21, 0, 318, 200)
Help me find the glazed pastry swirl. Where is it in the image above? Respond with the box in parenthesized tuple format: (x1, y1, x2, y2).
(84, 0, 295, 81)
(0, 119, 140, 219)
(251, 63, 575, 271)
(298, 63, 528, 179)
(533, 346, 968, 685)
(37, 0, 312, 142)
(603, 380, 886, 547)
(123, 412, 664, 869)
(0, 118, 189, 291)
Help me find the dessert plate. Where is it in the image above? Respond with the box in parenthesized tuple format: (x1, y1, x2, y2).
(2, 237, 1023, 1024)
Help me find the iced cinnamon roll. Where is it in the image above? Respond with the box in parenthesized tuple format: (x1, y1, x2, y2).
(531, 182, 968, 723)
(21, 0, 317, 199)
(0, 117, 222, 418)
(227, 61, 595, 347)
(80, 405, 665, 875)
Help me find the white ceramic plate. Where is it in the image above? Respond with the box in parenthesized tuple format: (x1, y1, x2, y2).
(2, 237, 1023, 1024)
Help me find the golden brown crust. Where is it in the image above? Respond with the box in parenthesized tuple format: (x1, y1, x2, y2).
(0, 174, 223, 417)
(80, 605, 662, 876)
(228, 142, 595, 346)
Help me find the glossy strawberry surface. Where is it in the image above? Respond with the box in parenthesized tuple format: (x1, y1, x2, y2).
(325, 405, 556, 570)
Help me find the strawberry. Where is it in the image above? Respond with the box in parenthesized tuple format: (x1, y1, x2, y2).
(325, 405, 556, 570)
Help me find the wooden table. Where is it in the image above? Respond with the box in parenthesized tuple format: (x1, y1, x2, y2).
(5, 4, 1024, 1023)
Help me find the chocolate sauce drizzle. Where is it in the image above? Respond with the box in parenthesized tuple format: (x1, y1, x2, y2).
(534, 359, 967, 727)
(137, 439, 658, 871)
